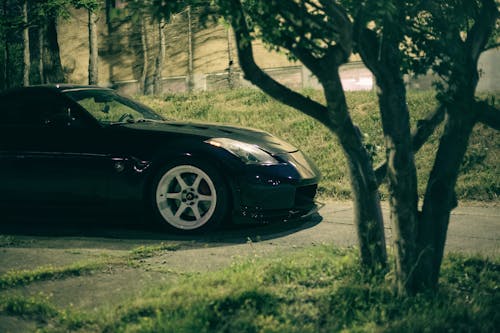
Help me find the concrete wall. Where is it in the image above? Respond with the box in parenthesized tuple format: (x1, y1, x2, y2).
(477, 48, 500, 92)
(57, 8, 499, 94)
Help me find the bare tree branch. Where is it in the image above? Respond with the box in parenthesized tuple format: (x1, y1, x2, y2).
(484, 43, 500, 51)
(466, 0, 499, 65)
(227, 0, 330, 127)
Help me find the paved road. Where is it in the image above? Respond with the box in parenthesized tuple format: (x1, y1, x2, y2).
(318, 201, 500, 255)
(1, 201, 498, 276)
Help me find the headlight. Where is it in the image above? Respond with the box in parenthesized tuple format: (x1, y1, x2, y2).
(205, 138, 279, 165)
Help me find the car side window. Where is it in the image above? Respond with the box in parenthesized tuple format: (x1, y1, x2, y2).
(0, 91, 73, 128)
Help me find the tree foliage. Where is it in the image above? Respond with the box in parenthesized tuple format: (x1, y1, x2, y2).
(212, 0, 499, 295)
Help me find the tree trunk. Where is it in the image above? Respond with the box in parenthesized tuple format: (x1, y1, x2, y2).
(88, 9, 98, 85)
(411, 0, 497, 293)
(378, 81, 419, 294)
(1, 0, 8, 90)
(153, 19, 165, 95)
(322, 76, 387, 271)
(22, 0, 30, 86)
(357, 27, 419, 295)
(43, 17, 64, 83)
(415, 101, 476, 290)
(186, 5, 194, 92)
(226, 27, 234, 89)
(38, 23, 44, 84)
(139, 16, 148, 94)
(226, 0, 387, 271)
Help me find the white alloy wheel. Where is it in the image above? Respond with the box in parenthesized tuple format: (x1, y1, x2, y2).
(155, 165, 218, 230)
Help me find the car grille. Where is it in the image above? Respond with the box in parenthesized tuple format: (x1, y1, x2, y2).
(294, 184, 318, 206)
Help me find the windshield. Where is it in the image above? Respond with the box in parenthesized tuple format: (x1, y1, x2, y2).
(64, 89, 164, 125)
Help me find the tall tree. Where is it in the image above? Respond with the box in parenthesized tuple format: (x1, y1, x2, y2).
(407, 0, 499, 291)
(131, 0, 195, 94)
(37, 21, 44, 83)
(213, 0, 499, 295)
(186, 5, 194, 92)
(122, 0, 155, 94)
(31, 0, 72, 84)
(43, 16, 65, 83)
(349, 0, 420, 294)
(88, 7, 98, 84)
(153, 18, 166, 95)
(1, 0, 9, 90)
(72, 0, 101, 85)
(21, 0, 30, 86)
(216, 0, 388, 271)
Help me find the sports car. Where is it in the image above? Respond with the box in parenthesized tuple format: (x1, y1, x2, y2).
(0, 85, 321, 232)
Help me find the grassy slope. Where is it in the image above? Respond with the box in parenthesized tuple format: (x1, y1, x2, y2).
(137, 89, 499, 201)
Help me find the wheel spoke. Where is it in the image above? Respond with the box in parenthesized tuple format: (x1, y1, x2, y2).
(166, 192, 182, 200)
(175, 175, 189, 190)
(198, 194, 213, 202)
(175, 203, 189, 218)
(192, 175, 202, 191)
(157, 199, 169, 211)
(191, 206, 202, 220)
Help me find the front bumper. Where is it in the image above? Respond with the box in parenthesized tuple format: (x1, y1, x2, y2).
(231, 150, 321, 224)
(233, 199, 323, 224)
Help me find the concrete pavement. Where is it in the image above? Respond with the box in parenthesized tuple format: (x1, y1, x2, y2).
(318, 201, 500, 255)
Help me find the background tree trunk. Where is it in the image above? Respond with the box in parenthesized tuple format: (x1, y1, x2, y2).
(1, 0, 8, 90)
(88, 9, 98, 85)
(139, 15, 149, 94)
(22, 0, 29, 86)
(43, 17, 64, 83)
(153, 19, 165, 95)
(37, 23, 44, 84)
(226, 27, 234, 89)
(186, 6, 194, 92)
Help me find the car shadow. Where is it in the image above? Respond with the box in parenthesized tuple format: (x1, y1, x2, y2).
(0, 211, 323, 250)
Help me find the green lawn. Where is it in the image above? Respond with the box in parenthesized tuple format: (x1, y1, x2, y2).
(1, 246, 498, 332)
(137, 89, 499, 201)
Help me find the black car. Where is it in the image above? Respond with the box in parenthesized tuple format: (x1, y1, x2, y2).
(0, 85, 320, 232)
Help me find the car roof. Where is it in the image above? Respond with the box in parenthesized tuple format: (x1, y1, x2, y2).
(1, 84, 113, 96)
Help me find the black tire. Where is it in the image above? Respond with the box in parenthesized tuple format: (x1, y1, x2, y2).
(150, 158, 230, 232)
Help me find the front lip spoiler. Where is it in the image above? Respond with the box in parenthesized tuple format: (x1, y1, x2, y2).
(284, 200, 325, 222)
(233, 200, 324, 225)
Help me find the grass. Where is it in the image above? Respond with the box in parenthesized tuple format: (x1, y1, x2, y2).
(136, 89, 499, 201)
(0, 242, 184, 289)
(0, 260, 113, 290)
(130, 242, 182, 260)
(1, 246, 497, 332)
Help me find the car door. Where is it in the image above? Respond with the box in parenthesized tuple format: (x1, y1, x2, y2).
(0, 89, 113, 209)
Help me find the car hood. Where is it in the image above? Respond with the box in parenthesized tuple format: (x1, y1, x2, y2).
(121, 120, 299, 155)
